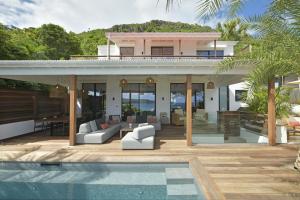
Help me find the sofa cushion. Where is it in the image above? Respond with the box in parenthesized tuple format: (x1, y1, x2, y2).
(79, 123, 92, 133)
(138, 123, 149, 127)
(132, 125, 155, 140)
(122, 132, 154, 150)
(89, 120, 98, 132)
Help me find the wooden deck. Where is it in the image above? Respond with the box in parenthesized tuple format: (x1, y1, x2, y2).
(0, 125, 300, 200)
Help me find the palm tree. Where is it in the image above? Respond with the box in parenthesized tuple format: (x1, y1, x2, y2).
(216, 18, 249, 40)
(163, 0, 300, 147)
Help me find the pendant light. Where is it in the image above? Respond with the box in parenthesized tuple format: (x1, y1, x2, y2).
(119, 78, 128, 88)
(145, 76, 155, 85)
(207, 81, 215, 89)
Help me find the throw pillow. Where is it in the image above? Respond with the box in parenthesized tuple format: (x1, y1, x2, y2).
(289, 121, 300, 127)
(89, 120, 98, 132)
(79, 123, 92, 133)
(127, 116, 136, 123)
(147, 116, 157, 123)
(100, 123, 109, 129)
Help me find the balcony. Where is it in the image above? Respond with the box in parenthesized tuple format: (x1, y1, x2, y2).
(70, 55, 233, 61)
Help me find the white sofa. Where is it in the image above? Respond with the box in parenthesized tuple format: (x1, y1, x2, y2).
(76, 120, 121, 144)
(121, 125, 155, 149)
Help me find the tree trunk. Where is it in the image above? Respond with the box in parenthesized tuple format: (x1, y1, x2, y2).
(268, 79, 276, 146)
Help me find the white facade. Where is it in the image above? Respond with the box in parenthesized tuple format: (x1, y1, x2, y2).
(229, 82, 248, 111)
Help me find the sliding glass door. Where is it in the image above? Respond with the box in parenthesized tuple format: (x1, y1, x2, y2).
(122, 83, 156, 120)
(82, 83, 106, 121)
(170, 83, 205, 113)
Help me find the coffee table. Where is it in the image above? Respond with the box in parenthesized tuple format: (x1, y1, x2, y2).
(120, 124, 137, 138)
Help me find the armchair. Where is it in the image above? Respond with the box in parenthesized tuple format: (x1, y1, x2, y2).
(171, 109, 185, 126)
(193, 109, 208, 125)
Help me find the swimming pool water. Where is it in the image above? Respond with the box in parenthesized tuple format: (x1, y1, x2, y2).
(0, 162, 205, 200)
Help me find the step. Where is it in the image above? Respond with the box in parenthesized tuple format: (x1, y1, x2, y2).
(165, 168, 194, 184)
(167, 184, 199, 200)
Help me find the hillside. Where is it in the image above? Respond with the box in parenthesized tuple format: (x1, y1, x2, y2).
(77, 20, 215, 55)
(0, 20, 214, 59)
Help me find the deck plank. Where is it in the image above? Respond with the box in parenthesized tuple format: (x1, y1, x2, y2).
(0, 125, 299, 200)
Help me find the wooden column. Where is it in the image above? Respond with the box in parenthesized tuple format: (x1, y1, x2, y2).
(186, 75, 193, 146)
(69, 75, 77, 146)
(268, 79, 276, 146)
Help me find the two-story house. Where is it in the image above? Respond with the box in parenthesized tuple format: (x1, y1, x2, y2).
(0, 32, 256, 146)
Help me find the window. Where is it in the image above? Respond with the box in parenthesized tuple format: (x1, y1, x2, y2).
(170, 83, 205, 113)
(82, 83, 106, 121)
(235, 90, 247, 101)
(120, 47, 134, 57)
(196, 50, 224, 59)
(122, 83, 156, 120)
(151, 47, 174, 56)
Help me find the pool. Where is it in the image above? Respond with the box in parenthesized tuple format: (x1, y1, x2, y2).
(0, 162, 205, 200)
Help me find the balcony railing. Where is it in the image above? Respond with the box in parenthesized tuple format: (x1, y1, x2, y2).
(70, 55, 233, 61)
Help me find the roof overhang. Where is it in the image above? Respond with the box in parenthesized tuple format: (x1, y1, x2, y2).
(0, 60, 250, 76)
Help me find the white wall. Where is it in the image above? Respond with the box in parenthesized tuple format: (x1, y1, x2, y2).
(0, 120, 36, 140)
(106, 77, 122, 120)
(98, 40, 236, 57)
(229, 82, 248, 111)
(156, 77, 171, 123)
(205, 88, 219, 122)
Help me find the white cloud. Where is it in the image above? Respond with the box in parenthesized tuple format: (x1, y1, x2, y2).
(0, 0, 227, 32)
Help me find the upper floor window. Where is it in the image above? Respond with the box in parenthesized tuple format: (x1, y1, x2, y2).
(196, 50, 224, 59)
(120, 47, 134, 57)
(151, 47, 174, 56)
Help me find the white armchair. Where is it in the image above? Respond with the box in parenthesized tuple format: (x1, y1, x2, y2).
(193, 109, 208, 125)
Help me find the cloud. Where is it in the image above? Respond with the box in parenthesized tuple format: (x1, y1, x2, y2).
(0, 0, 227, 32)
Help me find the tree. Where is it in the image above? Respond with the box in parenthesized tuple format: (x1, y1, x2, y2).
(216, 18, 249, 40)
(0, 24, 13, 59)
(38, 24, 81, 59)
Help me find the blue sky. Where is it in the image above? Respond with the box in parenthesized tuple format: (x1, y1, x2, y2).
(238, 0, 272, 17)
(0, 0, 272, 33)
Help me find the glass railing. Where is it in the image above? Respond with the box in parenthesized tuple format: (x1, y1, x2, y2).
(70, 55, 232, 60)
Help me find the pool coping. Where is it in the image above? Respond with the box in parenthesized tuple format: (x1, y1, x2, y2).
(0, 158, 223, 200)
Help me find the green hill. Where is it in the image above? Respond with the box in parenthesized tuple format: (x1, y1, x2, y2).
(77, 20, 214, 55)
(1, 20, 214, 59)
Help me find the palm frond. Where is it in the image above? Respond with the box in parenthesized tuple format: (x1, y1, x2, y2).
(196, 0, 226, 19)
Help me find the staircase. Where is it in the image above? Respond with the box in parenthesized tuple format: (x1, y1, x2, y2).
(165, 168, 202, 200)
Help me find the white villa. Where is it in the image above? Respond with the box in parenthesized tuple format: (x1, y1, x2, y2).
(0, 32, 293, 146)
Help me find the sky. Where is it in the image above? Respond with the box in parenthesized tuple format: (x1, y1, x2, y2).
(0, 0, 272, 33)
